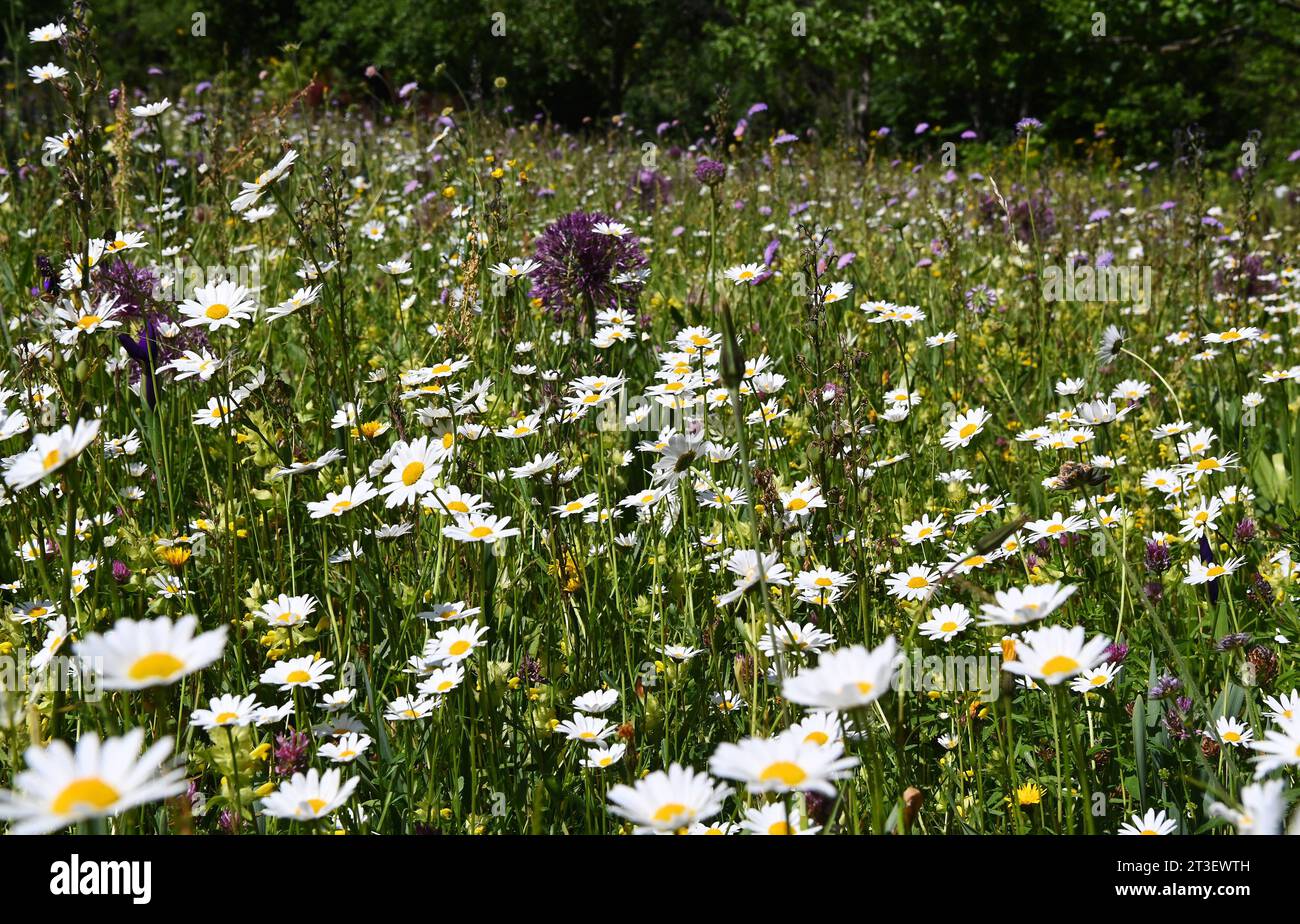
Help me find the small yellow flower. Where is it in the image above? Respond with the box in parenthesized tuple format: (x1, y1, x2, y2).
(159, 546, 191, 569)
(250, 743, 272, 761)
(1016, 781, 1044, 806)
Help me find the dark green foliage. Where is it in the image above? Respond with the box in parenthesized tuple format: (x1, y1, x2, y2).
(4, 0, 1296, 157)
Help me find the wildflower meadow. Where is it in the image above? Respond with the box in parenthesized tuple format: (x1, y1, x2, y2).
(2, 2, 1300, 855)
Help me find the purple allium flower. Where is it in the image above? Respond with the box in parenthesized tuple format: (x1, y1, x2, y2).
(530, 210, 648, 323)
(95, 258, 159, 319)
(961, 130, 978, 140)
(914, 122, 930, 135)
(1016, 117, 1043, 134)
(693, 157, 727, 187)
(273, 729, 311, 777)
(747, 102, 768, 117)
(875, 126, 891, 137)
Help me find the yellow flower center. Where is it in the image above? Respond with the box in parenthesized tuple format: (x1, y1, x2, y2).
(468, 525, 493, 539)
(447, 640, 471, 656)
(401, 461, 426, 486)
(42, 449, 62, 470)
(128, 651, 185, 681)
(77, 314, 102, 330)
(958, 423, 978, 439)
(285, 669, 312, 683)
(205, 303, 229, 320)
(1040, 655, 1079, 677)
(644, 803, 697, 831)
(804, 731, 829, 746)
(52, 777, 120, 815)
(907, 576, 930, 589)
(214, 711, 239, 724)
(940, 621, 958, 633)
